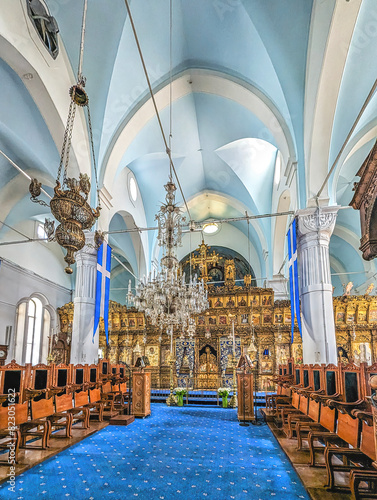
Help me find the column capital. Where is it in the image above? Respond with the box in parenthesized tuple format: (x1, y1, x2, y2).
(296, 206, 339, 240)
(75, 231, 98, 261)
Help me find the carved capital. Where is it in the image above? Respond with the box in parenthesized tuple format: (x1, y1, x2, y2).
(296, 206, 339, 241)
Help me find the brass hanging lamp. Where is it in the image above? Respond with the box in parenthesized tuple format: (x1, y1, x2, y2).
(29, 0, 100, 274)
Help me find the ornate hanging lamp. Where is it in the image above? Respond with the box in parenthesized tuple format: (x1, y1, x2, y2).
(29, 0, 100, 274)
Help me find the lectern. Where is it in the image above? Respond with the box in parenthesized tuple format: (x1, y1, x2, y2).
(132, 371, 151, 418)
(237, 354, 255, 422)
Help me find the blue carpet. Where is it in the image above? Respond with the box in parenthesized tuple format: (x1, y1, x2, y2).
(1, 404, 309, 499)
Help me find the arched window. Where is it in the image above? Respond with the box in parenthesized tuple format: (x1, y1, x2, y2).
(14, 295, 52, 365)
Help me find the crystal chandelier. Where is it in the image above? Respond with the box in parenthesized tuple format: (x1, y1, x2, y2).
(29, 0, 100, 274)
(128, 180, 208, 331)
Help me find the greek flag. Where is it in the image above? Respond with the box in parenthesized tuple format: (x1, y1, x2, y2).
(287, 219, 302, 341)
(93, 241, 112, 344)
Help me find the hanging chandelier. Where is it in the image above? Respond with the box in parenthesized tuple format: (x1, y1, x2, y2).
(128, 180, 208, 332)
(29, 0, 100, 274)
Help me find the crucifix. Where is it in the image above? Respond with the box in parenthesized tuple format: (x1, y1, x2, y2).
(186, 240, 219, 285)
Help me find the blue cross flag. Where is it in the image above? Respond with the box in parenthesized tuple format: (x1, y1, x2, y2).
(287, 219, 302, 341)
(93, 241, 112, 344)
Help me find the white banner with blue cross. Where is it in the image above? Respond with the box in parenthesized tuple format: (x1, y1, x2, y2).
(93, 241, 112, 344)
(287, 218, 302, 342)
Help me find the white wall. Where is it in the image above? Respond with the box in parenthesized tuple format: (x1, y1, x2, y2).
(0, 258, 72, 363)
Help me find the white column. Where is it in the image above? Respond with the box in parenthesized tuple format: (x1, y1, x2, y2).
(296, 206, 339, 365)
(70, 232, 98, 364)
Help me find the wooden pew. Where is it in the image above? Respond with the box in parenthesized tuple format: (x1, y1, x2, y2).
(0, 402, 28, 463)
(20, 397, 54, 449)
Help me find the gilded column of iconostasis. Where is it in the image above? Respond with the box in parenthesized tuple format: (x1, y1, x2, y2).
(52, 243, 377, 390)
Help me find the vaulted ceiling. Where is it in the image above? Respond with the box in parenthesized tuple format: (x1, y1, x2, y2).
(1, 0, 377, 299)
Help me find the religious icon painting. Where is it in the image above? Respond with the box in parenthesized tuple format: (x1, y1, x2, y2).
(226, 297, 235, 308)
(241, 314, 248, 324)
(214, 297, 223, 308)
(347, 313, 355, 323)
(284, 314, 291, 324)
(274, 313, 283, 323)
(251, 295, 259, 306)
(129, 318, 136, 328)
(336, 311, 345, 323)
(358, 310, 367, 322)
(198, 316, 205, 325)
(137, 317, 144, 327)
(252, 314, 260, 325)
(263, 314, 272, 324)
(209, 316, 217, 325)
(238, 296, 247, 307)
(369, 309, 377, 322)
(219, 315, 227, 325)
(121, 318, 127, 327)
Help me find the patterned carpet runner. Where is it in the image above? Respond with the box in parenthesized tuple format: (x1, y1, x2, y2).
(1, 404, 309, 499)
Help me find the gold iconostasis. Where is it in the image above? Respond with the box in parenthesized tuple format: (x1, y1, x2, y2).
(52, 243, 377, 390)
(54, 286, 377, 391)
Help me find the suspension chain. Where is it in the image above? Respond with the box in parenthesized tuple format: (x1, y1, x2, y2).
(87, 103, 101, 208)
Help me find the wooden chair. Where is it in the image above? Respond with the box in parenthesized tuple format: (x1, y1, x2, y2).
(0, 402, 28, 463)
(20, 397, 54, 449)
(310, 365, 325, 393)
(100, 382, 120, 419)
(68, 390, 90, 429)
(88, 364, 100, 388)
(282, 390, 322, 441)
(296, 365, 341, 465)
(0, 360, 27, 405)
(306, 401, 338, 466)
(350, 467, 377, 500)
(70, 364, 88, 392)
(24, 363, 53, 401)
(86, 388, 104, 422)
(324, 408, 375, 491)
(99, 359, 111, 383)
(265, 378, 293, 413)
(47, 393, 73, 439)
(51, 363, 72, 395)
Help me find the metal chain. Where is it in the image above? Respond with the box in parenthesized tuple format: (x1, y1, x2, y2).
(63, 102, 77, 186)
(86, 103, 101, 207)
(57, 99, 75, 183)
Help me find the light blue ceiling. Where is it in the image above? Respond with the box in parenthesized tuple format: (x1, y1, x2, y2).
(0, 0, 375, 292)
